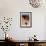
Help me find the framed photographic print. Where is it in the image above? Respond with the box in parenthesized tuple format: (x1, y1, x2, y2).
(20, 12, 32, 28)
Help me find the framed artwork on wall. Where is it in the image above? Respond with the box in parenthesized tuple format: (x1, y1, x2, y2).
(20, 12, 32, 28)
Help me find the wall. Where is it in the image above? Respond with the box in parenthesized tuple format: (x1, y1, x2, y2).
(0, 0, 46, 40)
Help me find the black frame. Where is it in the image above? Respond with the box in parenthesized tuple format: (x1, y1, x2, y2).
(20, 12, 32, 28)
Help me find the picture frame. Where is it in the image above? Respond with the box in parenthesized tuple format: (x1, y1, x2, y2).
(20, 12, 32, 28)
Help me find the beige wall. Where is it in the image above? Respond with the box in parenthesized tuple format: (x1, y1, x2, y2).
(0, 0, 46, 40)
